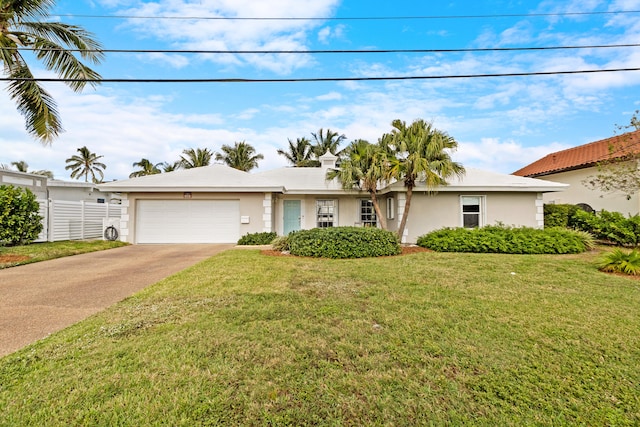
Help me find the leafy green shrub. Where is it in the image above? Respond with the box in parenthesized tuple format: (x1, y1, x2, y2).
(572, 209, 640, 246)
(271, 235, 290, 252)
(416, 225, 588, 254)
(571, 229, 597, 251)
(288, 227, 401, 258)
(544, 204, 581, 228)
(237, 231, 277, 245)
(0, 185, 43, 246)
(598, 248, 640, 275)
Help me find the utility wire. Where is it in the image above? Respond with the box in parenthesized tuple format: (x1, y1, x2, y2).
(44, 10, 640, 20)
(2, 67, 639, 84)
(8, 43, 640, 55)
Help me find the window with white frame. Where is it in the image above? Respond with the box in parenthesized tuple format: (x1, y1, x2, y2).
(461, 196, 484, 228)
(316, 199, 337, 227)
(359, 199, 377, 227)
(386, 197, 395, 220)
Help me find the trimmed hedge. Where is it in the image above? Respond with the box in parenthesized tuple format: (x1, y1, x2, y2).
(544, 204, 581, 228)
(289, 227, 401, 258)
(237, 232, 277, 245)
(571, 209, 640, 246)
(416, 225, 589, 254)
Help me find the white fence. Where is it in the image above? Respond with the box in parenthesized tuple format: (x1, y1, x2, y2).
(36, 199, 121, 242)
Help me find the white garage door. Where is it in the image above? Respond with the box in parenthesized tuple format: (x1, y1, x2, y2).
(136, 200, 240, 243)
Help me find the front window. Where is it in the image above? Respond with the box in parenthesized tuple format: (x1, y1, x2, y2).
(316, 200, 337, 227)
(461, 196, 483, 228)
(360, 199, 377, 227)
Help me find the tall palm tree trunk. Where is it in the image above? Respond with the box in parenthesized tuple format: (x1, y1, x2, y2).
(370, 191, 387, 230)
(397, 185, 413, 241)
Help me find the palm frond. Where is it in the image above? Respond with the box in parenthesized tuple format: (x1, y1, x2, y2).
(7, 61, 61, 142)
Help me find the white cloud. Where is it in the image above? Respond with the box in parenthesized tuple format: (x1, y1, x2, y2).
(317, 24, 346, 43)
(235, 108, 260, 120)
(103, 0, 341, 74)
(141, 52, 191, 69)
(315, 91, 343, 101)
(456, 138, 570, 174)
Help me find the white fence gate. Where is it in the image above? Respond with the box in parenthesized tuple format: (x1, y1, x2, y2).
(36, 199, 121, 242)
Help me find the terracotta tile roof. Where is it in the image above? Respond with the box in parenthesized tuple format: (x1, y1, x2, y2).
(513, 129, 640, 177)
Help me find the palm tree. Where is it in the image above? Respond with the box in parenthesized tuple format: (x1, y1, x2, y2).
(129, 158, 161, 178)
(161, 161, 181, 172)
(180, 148, 213, 169)
(310, 128, 347, 158)
(215, 141, 264, 172)
(64, 146, 106, 183)
(327, 139, 388, 229)
(1, 0, 104, 143)
(31, 169, 53, 178)
(10, 160, 28, 172)
(277, 137, 317, 167)
(382, 119, 465, 240)
(9, 160, 53, 178)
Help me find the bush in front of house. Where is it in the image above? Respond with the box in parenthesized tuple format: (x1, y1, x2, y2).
(416, 225, 590, 254)
(237, 232, 277, 245)
(571, 209, 640, 246)
(543, 204, 582, 228)
(0, 185, 43, 246)
(288, 227, 401, 258)
(271, 235, 291, 252)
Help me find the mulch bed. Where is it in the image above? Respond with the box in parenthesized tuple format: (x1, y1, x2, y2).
(261, 246, 432, 257)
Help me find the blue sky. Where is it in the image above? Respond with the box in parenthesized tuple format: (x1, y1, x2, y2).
(2, 0, 640, 181)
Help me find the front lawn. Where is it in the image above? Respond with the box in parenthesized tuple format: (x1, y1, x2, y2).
(0, 240, 128, 268)
(0, 249, 638, 425)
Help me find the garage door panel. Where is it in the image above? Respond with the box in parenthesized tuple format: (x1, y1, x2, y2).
(136, 200, 239, 243)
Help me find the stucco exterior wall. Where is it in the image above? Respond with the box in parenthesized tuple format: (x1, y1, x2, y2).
(274, 191, 543, 244)
(0, 170, 47, 199)
(538, 166, 639, 215)
(47, 185, 115, 203)
(402, 192, 542, 243)
(274, 195, 363, 234)
(120, 192, 267, 243)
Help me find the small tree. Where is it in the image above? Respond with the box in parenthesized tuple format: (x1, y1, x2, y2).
(0, 185, 43, 246)
(327, 139, 388, 229)
(382, 119, 465, 240)
(583, 112, 640, 200)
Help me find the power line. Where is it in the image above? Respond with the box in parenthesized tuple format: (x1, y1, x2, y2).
(2, 67, 639, 83)
(44, 10, 640, 21)
(8, 43, 640, 55)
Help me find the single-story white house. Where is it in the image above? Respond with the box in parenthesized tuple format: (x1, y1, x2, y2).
(99, 152, 567, 244)
(513, 129, 640, 215)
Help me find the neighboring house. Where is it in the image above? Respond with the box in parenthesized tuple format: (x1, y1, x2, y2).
(0, 169, 117, 203)
(513, 129, 640, 215)
(99, 152, 567, 244)
(0, 170, 121, 242)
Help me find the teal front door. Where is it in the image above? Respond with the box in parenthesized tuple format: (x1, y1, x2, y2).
(283, 200, 301, 235)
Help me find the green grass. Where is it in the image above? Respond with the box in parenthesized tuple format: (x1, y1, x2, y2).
(0, 249, 639, 425)
(0, 240, 129, 269)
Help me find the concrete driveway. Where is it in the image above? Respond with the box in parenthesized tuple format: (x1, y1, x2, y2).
(0, 244, 232, 357)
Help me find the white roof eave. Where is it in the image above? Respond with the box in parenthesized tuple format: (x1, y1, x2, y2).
(98, 185, 285, 193)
